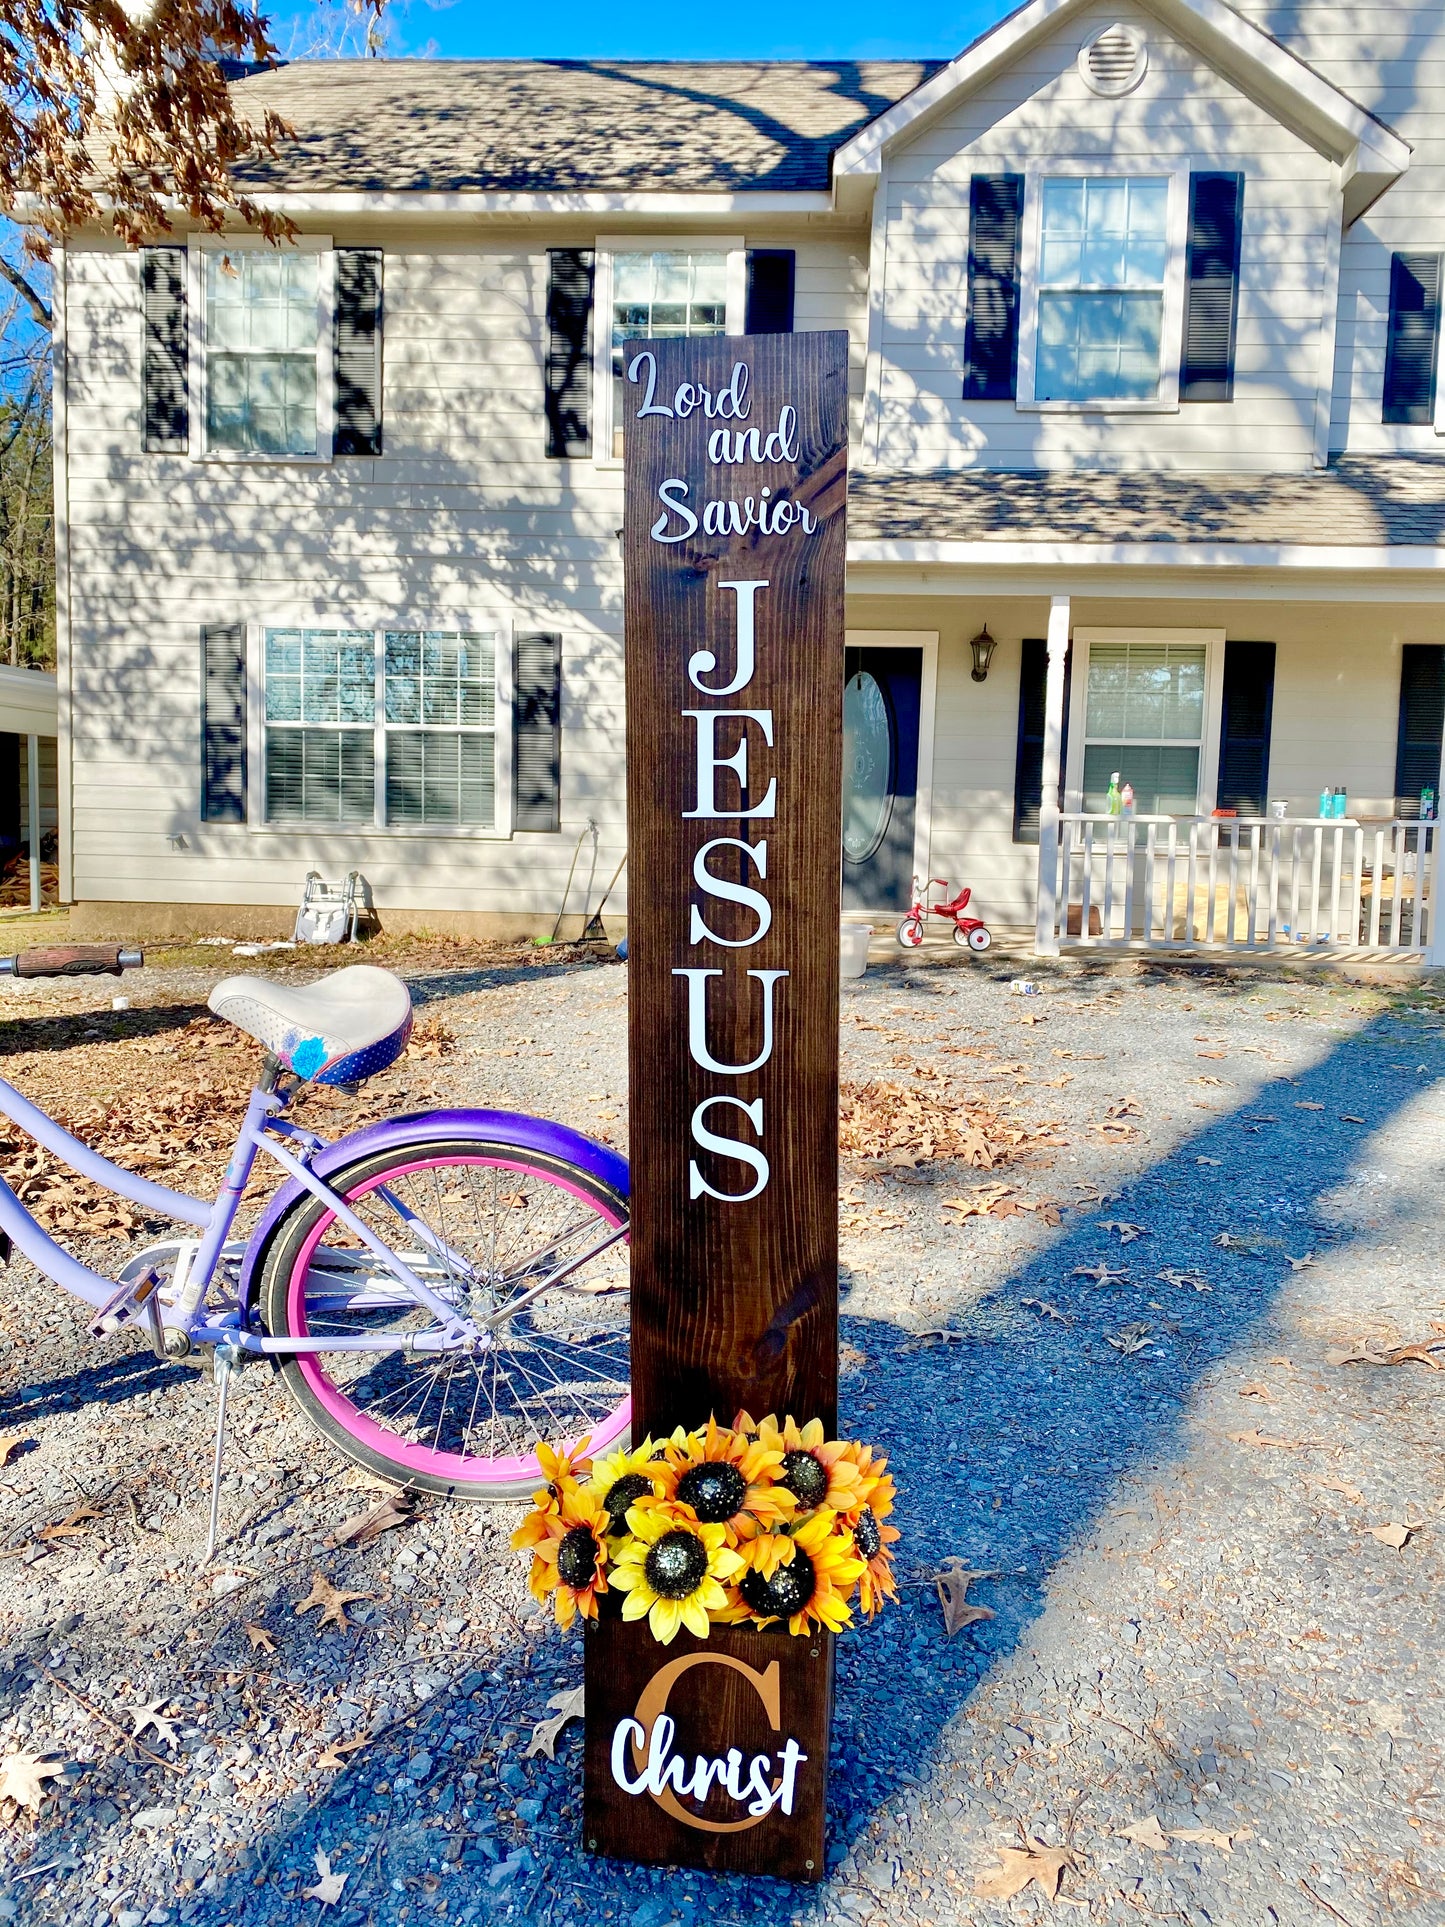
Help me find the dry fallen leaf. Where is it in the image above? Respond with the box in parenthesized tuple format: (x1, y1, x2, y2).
(1073, 1262, 1129, 1287)
(1365, 1520, 1422, 1549)
(316, 1736, 370, 1772)
(1238, 1383, 1270, 1399)
(295, 1572, 372, 1632)
(1327, 1336, 1445, 1370)
(0, 1434, 28, 1468)
(526, 1684, 586, 1759)
(0, 1751, 64, 1813)
(1313, 1476, 1364, 1504)
(933, 1559, 997, 1637)
(1100, 1221, 1147, 1244)
(975, 1839, 1078, 1901)
(1195, 1156, 1222, 1166)
(332, 1491, 416, 1550)
(129, 1698, 180, 1747)
(1106, 1323, 1154, 1357)
(1285, 1252, 1317, 1272)
(1294, 1101, 1325, 1110)
(243, 1623, 277, 1655)
(1117, 1814, 1170, 1851)
(1170, 1826, 1234, 1853)
(1022, 1298, 1068, 1324)
(1226, 1429, 1299, 1449)
(39, 1504, 101, 1541)
(303, 1847, 349, 1906)
(1156, 1268, 1210, 1293)
(1341, 1114, 1365, 1124)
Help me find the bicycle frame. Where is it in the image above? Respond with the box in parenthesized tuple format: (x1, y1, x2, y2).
(0, 1069, 628, 1361)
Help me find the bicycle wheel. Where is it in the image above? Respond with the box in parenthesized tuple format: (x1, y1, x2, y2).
(259, 1137, 630, 1499)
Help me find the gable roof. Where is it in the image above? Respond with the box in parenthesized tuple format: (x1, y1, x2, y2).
(228, 60, 942, 195)
(832, 0, 1408, 221)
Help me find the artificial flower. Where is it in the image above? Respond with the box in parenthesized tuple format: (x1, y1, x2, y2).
(729, 1507, 866, 1636)
(514, 1482, 611, 1629)
(587, 1439, 666, 1536)
(739, 1412, 867, 1515)
(653, 1417, 795, 1544)
(610, 1499, 744, 1645)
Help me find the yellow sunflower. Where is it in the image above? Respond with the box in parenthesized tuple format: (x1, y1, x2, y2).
(516, 1482, 611, 1630)
(652, 1416, 795, 1544)
(726, 1507, 866, 1636)
(741, 1413, 867, 1515)
(610, 1499, 743, 1645)
(849, 1475, 900, 1618)
(585, 1439, 667, 1537)
(815, 1439, 890, 1522)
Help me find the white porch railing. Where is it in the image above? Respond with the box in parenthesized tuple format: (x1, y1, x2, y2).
(1042, 815, 1440, 957)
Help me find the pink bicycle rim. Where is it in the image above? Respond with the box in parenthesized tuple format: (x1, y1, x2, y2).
(285, 1153, 631, 1486)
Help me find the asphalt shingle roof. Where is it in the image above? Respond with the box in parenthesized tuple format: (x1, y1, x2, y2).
(848, 459, 1445, 548)
(229, 60, 941, 193)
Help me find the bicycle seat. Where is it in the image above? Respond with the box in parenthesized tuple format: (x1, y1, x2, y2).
(207, 965, 413, 1085)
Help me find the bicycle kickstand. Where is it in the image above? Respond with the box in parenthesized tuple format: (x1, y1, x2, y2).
(202, 1341, 241, 1566)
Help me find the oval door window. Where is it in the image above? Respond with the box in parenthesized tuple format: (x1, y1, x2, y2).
(842, 670, 896, 863)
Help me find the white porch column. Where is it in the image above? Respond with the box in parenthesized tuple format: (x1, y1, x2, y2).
(1034, 596, 1071, 956)
(26, 734, 39, 915)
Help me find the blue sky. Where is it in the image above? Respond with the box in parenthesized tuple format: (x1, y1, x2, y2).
(270, 0, 1008, 62)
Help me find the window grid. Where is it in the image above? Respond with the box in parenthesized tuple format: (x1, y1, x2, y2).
(610, 250, 728, 455)
(206, 252, 321, 456)
(262, 627, 500, 828)
(1036, 177, 1170, 403)
(1082, 641, 1207, 816)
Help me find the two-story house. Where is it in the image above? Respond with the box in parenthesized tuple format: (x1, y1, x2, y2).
(53, 0, 1445, 959)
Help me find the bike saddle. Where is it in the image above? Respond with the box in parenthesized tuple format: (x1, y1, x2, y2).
(207, 965, 413, 1085)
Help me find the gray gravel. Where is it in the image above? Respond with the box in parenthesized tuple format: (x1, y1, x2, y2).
(0, 944, 1440, 1926)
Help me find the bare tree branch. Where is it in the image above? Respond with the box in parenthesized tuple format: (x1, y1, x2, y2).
(0, 257, 51, 333)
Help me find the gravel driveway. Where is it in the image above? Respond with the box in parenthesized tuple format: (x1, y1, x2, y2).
(0, 942, 1440, 1927)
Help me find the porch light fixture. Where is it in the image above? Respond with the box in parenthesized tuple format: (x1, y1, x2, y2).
(969, 625, 997, 683)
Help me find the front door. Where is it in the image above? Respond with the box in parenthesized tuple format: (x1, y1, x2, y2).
(841, 645, 922, 914)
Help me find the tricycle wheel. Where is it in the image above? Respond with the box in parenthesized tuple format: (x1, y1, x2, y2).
(896, 917, 924, 949)
(968, 925, 992, 952)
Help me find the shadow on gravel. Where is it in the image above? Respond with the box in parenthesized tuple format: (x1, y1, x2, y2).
(10, 1004, 1441, 1927)
(0, 1001, 211, 1056)
(0, 1344, 174, 1423)
(400, 951, 623, 1011)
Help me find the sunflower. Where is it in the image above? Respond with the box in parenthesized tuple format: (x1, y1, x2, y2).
(586, 1439, 667, 1537)
(536, 1434, 593, 1496)
(850, 1498, 900, 1617)
(652, 1417, 795, 1545)
(740, 1413, 867, 1515)
(610, 1499, 744, 1644)
(815, 1439, 890, 1522)
(729, 1508, 866, 1636)
(515, 1483, 611, 1630)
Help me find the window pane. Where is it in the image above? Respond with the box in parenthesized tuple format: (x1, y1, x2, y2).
(266, 727, 374, 823)
(386, 729, 495, 827)
(611, 250, 728, 453)
(1036, 292, 1162, 402)
(266, 629, 372, 727)
(206, 251, 319, 455)
(384, 632, 495, 731)
(1084, 641, 1208, 816)
(1082, 743, 1200, 816)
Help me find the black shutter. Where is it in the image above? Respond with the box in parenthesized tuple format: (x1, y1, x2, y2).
(745, 250, 795, 334)
(1383, 253, 1443, 425)
(545, 250, 594, 458)
(514, 631, 562, 832)
(1216, 641, 1276, 814)
(963, 174, 1023, 401)
(1395, 644, 1445, 816)
(333, 247, 383, 457)
(201, 623, 247, 823)
(1013, 637, 1072, 843)
(1181, 172, 1244, 402)
(141, 246, 188, 451)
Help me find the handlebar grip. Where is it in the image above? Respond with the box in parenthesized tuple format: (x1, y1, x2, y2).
(0, 945, 144, 979)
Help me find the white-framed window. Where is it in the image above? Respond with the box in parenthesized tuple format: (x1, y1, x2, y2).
(253, 623, 513, 834)
(1018, 172, 1188, 411)
(592, 236, 746, 461)
(1065, 628, 1226, 816)
(189, 237, 334, 461)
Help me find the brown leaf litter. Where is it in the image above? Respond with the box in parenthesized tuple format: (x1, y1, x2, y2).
(839, 1076, 1061, 1172)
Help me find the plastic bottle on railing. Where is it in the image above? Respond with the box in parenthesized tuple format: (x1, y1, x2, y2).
(1120, 782, 1135, 817)
(1423, 786, 1437, 823)
(1106, 773, 1122, 816)
(1319, 787, 1332, 819)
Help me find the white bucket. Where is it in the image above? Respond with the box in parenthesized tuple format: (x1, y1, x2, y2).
(840, 923, 873, 979)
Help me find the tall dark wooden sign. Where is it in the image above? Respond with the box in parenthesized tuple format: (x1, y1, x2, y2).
(583, 331, 848, 1881)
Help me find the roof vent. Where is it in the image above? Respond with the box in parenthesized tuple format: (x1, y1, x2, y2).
(1079, 24, 1148, 97)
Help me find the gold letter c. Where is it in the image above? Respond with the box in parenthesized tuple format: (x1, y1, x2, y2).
(630, 1652, 782, 1833)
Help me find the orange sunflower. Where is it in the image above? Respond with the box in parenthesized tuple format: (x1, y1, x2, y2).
(848, 1467, 900, 1618)
(653, 1417, 795, 1545)
(723, 1507, 865, 1636)
(738, 1412, 868, 1516)
(513, 1482, 610, 1629)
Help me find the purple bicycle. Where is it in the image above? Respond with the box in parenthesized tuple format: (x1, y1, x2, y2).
(0, 945, 631, 1551)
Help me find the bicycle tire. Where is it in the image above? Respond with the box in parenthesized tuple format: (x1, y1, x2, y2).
(259, 1136, 630, 1500)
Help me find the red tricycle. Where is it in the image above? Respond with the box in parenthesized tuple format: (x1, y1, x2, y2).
(897, 876, 992, 952)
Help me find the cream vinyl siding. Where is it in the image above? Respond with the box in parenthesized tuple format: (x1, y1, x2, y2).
(872, 0, 1338, 473)
(60, 230, 866, 916)
(1233, 3, 1445, 455)
(844, 591, 1445, 928)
